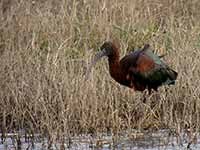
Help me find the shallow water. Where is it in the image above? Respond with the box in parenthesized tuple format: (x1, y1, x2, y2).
(0, 129, 200, 150)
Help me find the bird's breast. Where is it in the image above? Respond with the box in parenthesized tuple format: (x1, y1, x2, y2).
(110, 70, 131, 87)
(108, 61, 132, 87)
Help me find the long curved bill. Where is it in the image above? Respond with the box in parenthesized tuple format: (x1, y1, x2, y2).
(85, 49, 107, 80)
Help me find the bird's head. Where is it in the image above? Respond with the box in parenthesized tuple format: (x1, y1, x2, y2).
(85, 41, 116, 79)
(99, 41, 116, 57)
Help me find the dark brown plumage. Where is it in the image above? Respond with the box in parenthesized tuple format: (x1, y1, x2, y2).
(86, 41, 178, 94)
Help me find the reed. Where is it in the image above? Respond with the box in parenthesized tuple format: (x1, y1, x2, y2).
(0, 0, 200, 146)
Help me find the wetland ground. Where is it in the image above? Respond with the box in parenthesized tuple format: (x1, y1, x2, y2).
(0, 0, 200, 149)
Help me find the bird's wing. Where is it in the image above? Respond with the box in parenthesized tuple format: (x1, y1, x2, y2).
(120, 49, 142, 71)
(121, 47, 177, 87)
(120, 47, 159, 73)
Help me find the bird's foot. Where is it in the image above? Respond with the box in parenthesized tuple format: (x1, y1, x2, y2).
(143, 96, 147, 103)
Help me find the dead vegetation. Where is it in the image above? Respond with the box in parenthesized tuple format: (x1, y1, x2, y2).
(0, 0, 200, 147)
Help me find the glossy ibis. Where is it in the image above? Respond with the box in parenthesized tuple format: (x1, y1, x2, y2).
(86, 41, 178, 95)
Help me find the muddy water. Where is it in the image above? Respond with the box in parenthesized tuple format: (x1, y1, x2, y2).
(0, 129, 200, 150)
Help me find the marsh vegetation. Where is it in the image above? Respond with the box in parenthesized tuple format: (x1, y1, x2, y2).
(0, 0, 200, 149)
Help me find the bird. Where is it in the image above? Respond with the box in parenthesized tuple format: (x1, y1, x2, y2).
(86, 41, 178, 95)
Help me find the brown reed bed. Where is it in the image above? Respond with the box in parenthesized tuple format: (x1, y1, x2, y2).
(0, 0, 200, 147)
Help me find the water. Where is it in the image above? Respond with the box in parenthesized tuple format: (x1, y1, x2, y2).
(1, 129, 200, 150)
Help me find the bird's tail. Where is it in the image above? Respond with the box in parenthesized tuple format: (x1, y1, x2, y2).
(165, 68, 178, 85)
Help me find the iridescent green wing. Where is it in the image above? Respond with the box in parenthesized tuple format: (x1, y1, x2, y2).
(128, 47, 177, 86)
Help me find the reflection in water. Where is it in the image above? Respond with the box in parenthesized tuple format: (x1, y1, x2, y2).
(0, 129, 199, 150)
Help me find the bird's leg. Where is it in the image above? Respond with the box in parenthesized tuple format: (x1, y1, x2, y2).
(148, 89, 152, 95)
(142, 89, 152, 103)
(142, 90, 148, 103)
(142, 95, 147, 103)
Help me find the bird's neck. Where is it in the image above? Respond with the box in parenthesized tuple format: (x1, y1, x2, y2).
(108, 52, 122, 80)
(108, 49, 120, 68)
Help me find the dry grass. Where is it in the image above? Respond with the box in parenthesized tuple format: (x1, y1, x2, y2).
(0, 0, 200, 146)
